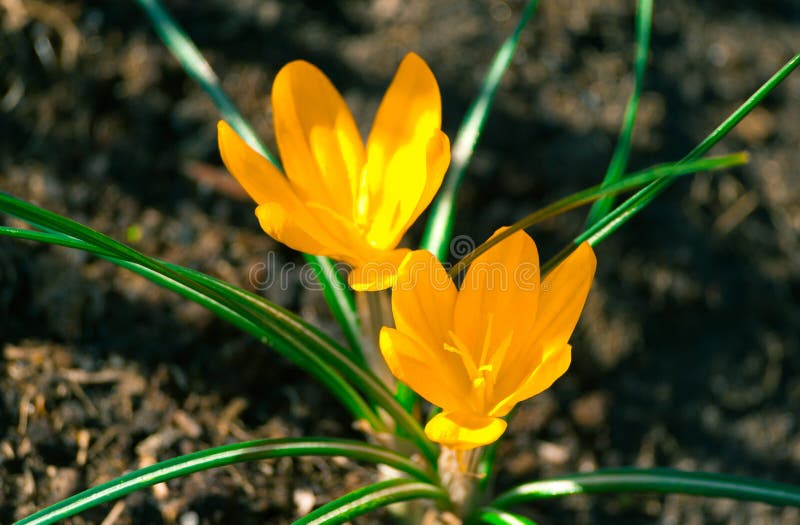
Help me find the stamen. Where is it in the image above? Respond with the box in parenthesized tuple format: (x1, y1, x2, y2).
(477, 364, 494, 407)
(447, 323, 513, 412)
(446, 331, 480, 379)
(490, 331, 514, 375)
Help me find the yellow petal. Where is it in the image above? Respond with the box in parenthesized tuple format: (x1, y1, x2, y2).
(492, 243, 594, 407)
(217, 120, 288, 205)
(527, 242, 596, 351)
(424, 411, 507, 450)
(271, 60, 364, 214)
(409, 130, 451, 225)
(367, 130, 450, 249)
(452, 228, 540, 366)
(347, 248, 411, 291)
(254, 201, 334, 258)
(367, 53, 441, 169)
(304, 202, 376, 263)
(490, 344, 572, 417)
(379, 328, 470, 412)
(220, 121, 356, 259)
(255, 200, 366, 264)
(364, 140, 428, 249)
(363, 53, 444, 247)
(391, 249, 458, 349)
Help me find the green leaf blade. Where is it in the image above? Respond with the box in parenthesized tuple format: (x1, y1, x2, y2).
(450, 152, 747, 277)
(421, 0, 540, 261)
(492, 468, 800, 509)
(585, 0, 654, 226)
(135, 0, 277, 166)
(292, 479, 448, 525)
(469, 507, 539, 525)
(0, 195, 438, 465)
(15, 438, 435, 525)
(577, 49, 800, 248)
(166, 264, 438, 464)
(0, 223, 381, 429)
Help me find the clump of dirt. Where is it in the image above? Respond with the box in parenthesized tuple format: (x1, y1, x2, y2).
(2, 1, 800, 523)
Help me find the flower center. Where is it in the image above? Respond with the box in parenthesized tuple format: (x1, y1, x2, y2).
(444, 315, 514, 412)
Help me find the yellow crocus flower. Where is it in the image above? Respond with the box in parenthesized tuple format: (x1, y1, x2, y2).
(217, 53, 450, 291)
(380, 229, 596, 450)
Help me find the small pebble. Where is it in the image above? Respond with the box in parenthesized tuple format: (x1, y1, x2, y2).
(179, 511, 200, 525)
(570, 391, 608, 429)
(293, 488, 316, 516)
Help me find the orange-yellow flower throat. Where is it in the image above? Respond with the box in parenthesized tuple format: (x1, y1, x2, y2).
(218, 53, 450, 291)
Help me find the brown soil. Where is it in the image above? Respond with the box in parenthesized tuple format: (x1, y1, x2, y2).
(2, 1, 800, 523)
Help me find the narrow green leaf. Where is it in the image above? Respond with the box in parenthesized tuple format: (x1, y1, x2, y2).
(15, 438, 435, 525)
(492, 468, 800, 508)
(585, 0, 653, 226)
(0, 225, 380, 429)
(421, 0, 540, 261)
(2, 222, 441, 463)
(292, 479, 449, 525)
(0, 195, 439, 465)
(165, 266, 437, 465)
(313, 257, 363, 359)
(135, 0, 277, 165)
(576, 50, 800, 248)
(475, 434, 501, 499)
(449, 152, 747, 277)
(393, 382, 419, 415)
(135, 0, 362, 356)
(0, 227, 115, 256)
(469, 507, 539, 525)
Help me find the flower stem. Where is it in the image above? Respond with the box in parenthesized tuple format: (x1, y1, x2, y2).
(439, 447, 484, 518)
(355, 290, 395, 389)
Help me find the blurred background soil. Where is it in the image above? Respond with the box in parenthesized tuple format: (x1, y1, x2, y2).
(1, 0, 800, 523)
